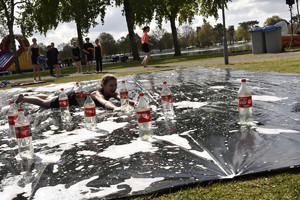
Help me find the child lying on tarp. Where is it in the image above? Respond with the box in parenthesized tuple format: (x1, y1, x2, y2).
(16, 74, 136, 111)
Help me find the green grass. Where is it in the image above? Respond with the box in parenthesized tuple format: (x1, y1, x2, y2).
(127, 170, 300, 200)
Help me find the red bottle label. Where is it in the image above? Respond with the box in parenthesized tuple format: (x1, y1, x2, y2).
(76, 91, 84, 98)
(120, 91, 128, 99)
(59, 99, 69, 107)
(161, 94, 172, 103)
(238, 96, 252, 108)
(85, 107, 96, 117)
(15, 125, 32, 138)
(8, 113, 18, 125)
(136, 110, 151, 123)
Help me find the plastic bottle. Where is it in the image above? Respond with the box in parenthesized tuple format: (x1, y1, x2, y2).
(59, 88, 71, 126)
(84, 92, 97, 130)
(136, 92, 153, 140)
(75, 82, 85, 107)
(119, 80, 130, 112)
(237, 79, 253, 125)
(15, 108, 34, 159)
(7, 100, 18, 139)
(161, 81, 175, 119)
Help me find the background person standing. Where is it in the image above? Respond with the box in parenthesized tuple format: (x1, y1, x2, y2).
(72, 41, 82, 73)
(46, 45, 54, 76)
(94, 39, 103, 73)
(82, 38, 94, 73)
(51, 42, 61, 76)
(27, 38, 41, 82)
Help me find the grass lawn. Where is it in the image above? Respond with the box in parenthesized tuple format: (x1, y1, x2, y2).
(1, 49, 300, 199)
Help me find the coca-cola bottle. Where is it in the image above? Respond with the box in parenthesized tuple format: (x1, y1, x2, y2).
(15, 108, 34, 159)
(136, 92, 153, 140)
(237, 79, 253, 125)
(7, 100, 18, 139)
(84, 92, 97, 130)
(75, 82, 85, 107)
(161, 81, 175, 119)
(119, 80, 130, 112)
(59, 88, 71, 126)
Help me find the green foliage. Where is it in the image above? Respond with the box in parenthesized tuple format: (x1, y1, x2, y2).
(264, 15, 287, 26)
(197, 22, 215, 47)
(198, 0, 231, 19)
(98, 32, 118, 56)
(227, 25, 235, 44)
(214, 23, 223, 44)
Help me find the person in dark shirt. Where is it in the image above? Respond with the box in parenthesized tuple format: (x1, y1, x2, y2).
(27, 38, 41, 82)
(15, 74, 136, 111)
(82, 38, 94, 73)
(72, 41, 82, 73)
(46, 45, 54, 76)
(51, 42, 61, 76)
(94, 39, 103, 73)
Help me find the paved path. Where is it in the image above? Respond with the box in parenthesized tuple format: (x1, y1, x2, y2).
(9, 51, 300, 83)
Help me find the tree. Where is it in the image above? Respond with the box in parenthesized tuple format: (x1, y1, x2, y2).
(227, 25, 235, 44)
(238, 20, 259, 42)
(197, 22, 215, 47)
(19, 0, 110, 65)
(161, 32, 173, 50)
(115, 0, 154, 60)
(153, 0, 200, 56)
(180, 25, 196, 48)
(98, 32, 118, 56)
(151, 27, 167, 52)
(214, 23, 223, 45)
(264, 15, 286, 26)
(0, 0, 26, 73)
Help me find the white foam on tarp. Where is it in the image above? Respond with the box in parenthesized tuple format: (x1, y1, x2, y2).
(0, 175, 32, 200)
(53, 165, 59, 173)
(154, 134, 191, 150)
(252, 95, 288, 102)
(173, 101, 208, 109)
(77, 150, 97, 156)
(33, 176, 164, 200)
(98, 139, 158, 159)
(209, 86, 225, 90)
(190, 150, 214, 161)
(256, 127, 299, 135)
(0, 124, 9, 131)
(97, 121, 128, 133)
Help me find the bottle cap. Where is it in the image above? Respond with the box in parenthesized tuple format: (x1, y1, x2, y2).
(241, 79, 246, 82)
(61, 88, 64, 91)
(87, 92, 91, 96)
(18, 108, 23, 112)
(76, 82, 79, 84)
(139, 92, 144, 96)
(10, 100, 14, 104)
(163, 81, 167, 84)
(122, 80, 125, 83)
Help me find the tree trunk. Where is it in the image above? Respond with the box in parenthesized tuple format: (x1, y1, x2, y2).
(124, 0, 140, 60)
(76, 23, 86, 65)
(3, 0, 21, 73)
(170, 16, 181, 56)
(8, 23, 21, 73)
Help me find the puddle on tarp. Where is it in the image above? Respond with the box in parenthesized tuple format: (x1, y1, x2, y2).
(0, 66, 299, 199)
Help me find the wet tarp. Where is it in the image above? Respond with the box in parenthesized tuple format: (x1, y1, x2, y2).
(0, 66, 299, 199)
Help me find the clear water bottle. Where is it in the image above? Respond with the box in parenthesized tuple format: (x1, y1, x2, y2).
(84, 92, 97, 130)
(136, 92, 153, 140)
(15, 108, 34, 159)
(75, 82, 85, 107)
(7, 100, 18, 139)
(119, 80, 130, 112)
(237, 79, 253, 125)
(59, 88, 71, 125)
(161, 81, 175, 119)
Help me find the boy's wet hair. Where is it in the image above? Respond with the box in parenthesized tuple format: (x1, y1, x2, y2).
(99, 74, 117, 88)
(142, 26, 150, 32)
